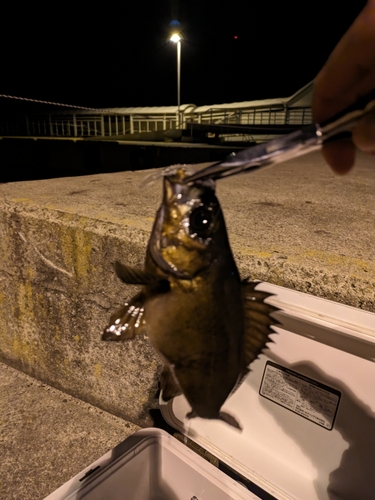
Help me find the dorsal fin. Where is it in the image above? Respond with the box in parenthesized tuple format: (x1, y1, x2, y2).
(242, 279, 279, 366)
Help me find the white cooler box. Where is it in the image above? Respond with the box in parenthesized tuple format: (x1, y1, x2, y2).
(46, 283, 375, 500)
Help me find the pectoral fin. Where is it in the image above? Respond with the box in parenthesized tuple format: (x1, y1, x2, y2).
(102, 292, 145, 341)
(242, 279, 279, 366)
(114, 261, 158, 285)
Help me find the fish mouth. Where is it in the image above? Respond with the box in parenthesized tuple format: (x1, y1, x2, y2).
(149, 170, 216, 280)
(149, 205, 190, 279)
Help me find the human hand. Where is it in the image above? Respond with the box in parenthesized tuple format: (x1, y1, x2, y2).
(312, 0, 375, 173)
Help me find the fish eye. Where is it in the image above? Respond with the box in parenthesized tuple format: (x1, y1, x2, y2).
(189, 207, 213, 237)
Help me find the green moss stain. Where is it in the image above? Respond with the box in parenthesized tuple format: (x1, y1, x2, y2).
(59, 224, 93, 284)
(17, 282, 34, 322)
(74, 229, 92, 278)
(303, 250, 371, 269)
(94, 364, 102, 379)
(237, 246, 375, 279)
(242, 249, 273, 259)
(12, 338, 37, 365)
(60, 226, 75, 273)
(11, 197, 33, 203)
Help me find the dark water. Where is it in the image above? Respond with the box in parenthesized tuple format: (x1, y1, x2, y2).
(0, 138, 231, 183)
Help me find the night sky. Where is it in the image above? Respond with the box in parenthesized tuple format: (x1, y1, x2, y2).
(1, 1, 367, 110)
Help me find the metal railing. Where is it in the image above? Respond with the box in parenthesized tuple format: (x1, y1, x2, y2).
(24, 114, 131, 137)
(193, 107, 312, 127)
(0, 106, 312, 139)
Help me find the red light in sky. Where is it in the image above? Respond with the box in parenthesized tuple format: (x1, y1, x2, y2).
(234, 35, 238, 39)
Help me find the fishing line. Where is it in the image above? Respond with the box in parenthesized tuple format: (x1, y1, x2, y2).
(0, 94, 101, 111)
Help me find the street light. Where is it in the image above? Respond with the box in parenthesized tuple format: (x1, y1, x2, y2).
(170, 33, 181, 129)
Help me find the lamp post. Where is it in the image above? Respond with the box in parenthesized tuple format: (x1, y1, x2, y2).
(170, 33, 181, 129)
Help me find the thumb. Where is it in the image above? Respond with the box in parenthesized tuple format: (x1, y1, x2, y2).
(352, 110, 375, 154)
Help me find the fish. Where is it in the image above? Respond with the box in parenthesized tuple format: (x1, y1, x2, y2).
(102, 166, 278, 429)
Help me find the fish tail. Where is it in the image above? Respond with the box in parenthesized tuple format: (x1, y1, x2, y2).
(186, 410, 242, 431)
(219, 412, 242, 430)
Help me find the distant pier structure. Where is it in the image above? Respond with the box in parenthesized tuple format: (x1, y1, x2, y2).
(0, 82, 313, 145)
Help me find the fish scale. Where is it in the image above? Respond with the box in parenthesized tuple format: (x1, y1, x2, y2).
(102, 167, 279, 429)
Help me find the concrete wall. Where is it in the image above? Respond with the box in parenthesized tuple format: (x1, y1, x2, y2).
(0, 152, 374, 427)
(0, 187, 162, 426)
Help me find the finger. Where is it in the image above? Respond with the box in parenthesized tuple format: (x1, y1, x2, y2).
(312, 0, 375, 124)
(352, 110, 375, 153)
(321, 140, 356, 174)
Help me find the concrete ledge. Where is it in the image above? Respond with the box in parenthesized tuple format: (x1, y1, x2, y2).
(0, 152, 374, 426)
(0, 362, 140, 499)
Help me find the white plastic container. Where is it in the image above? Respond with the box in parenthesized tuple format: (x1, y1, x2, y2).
(46, 283, 375, 500)
(45, 428, 258, 500)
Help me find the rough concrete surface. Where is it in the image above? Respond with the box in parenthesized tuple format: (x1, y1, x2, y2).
(0, 362, 140, 500)
(0, 151, 374, 428)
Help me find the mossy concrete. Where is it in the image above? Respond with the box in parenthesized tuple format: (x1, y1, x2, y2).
(0, 177, 161, 426)
(0, 152, 374, 427)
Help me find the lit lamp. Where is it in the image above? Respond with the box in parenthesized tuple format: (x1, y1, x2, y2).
(170, 33, 181, 129)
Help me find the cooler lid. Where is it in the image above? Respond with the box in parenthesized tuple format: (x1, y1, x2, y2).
(160, 283, 375, 500)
